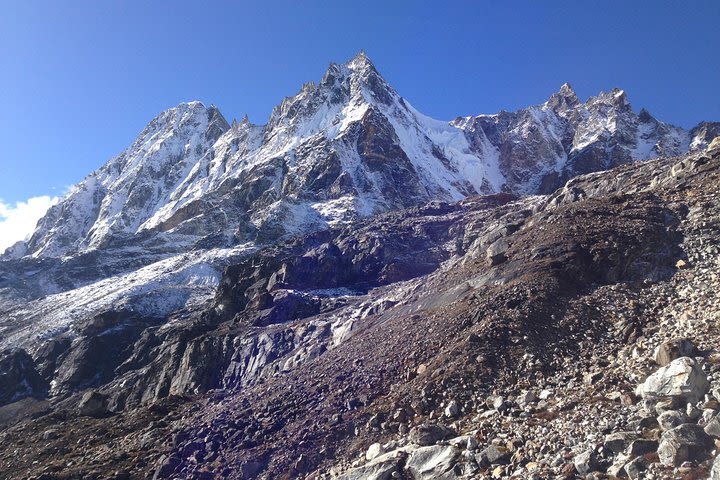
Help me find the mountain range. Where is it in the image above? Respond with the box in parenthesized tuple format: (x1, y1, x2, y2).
(1, 52, 720, 479)
(1, 52, 718, 349)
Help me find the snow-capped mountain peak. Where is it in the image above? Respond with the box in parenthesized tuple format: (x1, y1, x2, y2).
(6, 53, 715, 270)
(546, 82, 580, 112)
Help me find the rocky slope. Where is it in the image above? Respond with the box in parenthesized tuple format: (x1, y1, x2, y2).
(0, 138, 719, 479)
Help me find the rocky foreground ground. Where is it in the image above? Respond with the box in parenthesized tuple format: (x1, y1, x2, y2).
(1, 140, 720, 479)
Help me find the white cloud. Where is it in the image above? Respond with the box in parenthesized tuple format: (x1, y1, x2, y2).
(0, 196, 59, 253)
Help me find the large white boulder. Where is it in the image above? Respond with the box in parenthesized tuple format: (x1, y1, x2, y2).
(636, 357, 709, 403)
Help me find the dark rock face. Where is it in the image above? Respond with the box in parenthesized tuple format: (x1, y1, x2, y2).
(0, 348, 47, 406)
(38, 310, 162, 397)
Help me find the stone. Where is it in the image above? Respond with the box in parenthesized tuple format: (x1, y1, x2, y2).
(486, 395, 504, 410)
(583, 370, 603, 385)
(654, 397, 681, 415)
(624, 455, 650, 480)
(657, 410, 688, 430)
(337, 455, 401, 480)
(705, 417, 720, 438)
(486, 239, 509, 266)
(517, 390, 537, 406)
(152, 454, 181, 480)
(712, 453, 720, 480)
(607, 454, 631, 478)
(405, 445, 460, 479)
(625, 439, 658, 457)
(41, 429, 58, 441)
(603, 432, 637, 454)
(573, 449, 598, 475)
(475, 445, 511, 467)
(366, 443, 385, 461)
(444, 399, 460, 418)
(657, 424, 712, 466)
(78, 390, 108, 418)
(653, 339, 696, 366)
(448, 435, 477, 450)
(408, 423, 456, 446)
(637, 357, 709, 403)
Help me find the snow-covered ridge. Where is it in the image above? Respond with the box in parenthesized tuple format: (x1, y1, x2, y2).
(12, 53, 710, 261)
(0, 52, 715, 340)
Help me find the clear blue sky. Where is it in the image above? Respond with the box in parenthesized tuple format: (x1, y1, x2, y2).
(1, 0, 718, 204)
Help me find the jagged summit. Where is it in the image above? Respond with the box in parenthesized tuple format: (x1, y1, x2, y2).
(547, 82, 580, 111)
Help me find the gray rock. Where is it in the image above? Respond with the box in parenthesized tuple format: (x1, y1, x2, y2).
(653, 338, 696, 366)
(486, 239, 509, 266)
(475, 445, 511, 467)
(603, 432, 637, 454)
(366, 442, 385, 461)
(625, 439, 658, 457)
(408, 423, 456, 446)
(405, 445, 460, 479)
(444, 399, 460, 418)
(336, 456, 400, 480)
(637, 357, 709, 403)
(657, 423, 712, 466)
(624, 455, 650, 480)
(704, 416, 720, 438)
(573, 449, 598, 475)
(657, 410, 688, 430)
(712, 453, 720, 480)
(607, 454, 631, 478)
(485, 395, 504, 410)
(78, 390, 108, 418)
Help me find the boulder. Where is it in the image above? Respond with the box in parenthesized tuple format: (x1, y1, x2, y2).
(409, 423, 456, 446)
(657, 410, 688, 431)
(475, 445, 511, 467)
(336, 457, 400, 480)
(625, 439, 658, 457)
(712, 453, 720, 480)
(573, 449, 598, 475)
(485, 395, 505, 410)
(603, 432, 637, 454)
(444, 399, 460, 418)
(653, 339, 696, 366)
(78, 390, 109, 417)
(636, 357, 709, 403)
(405, 445, 460, 479)
(705, 417, 720, 438)
(657, 423, 712, 466)
(366, 443, 385, 461)
(486, 239, 509, 266)
(624, 455, 651, 480)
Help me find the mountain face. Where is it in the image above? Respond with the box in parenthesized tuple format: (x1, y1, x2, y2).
(5, 53, 711, 266)
(1, 52, 717, 399)
(1, 53, 715, 335)
(1, 135, 719, 480)
(0, 50, 720, 479)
